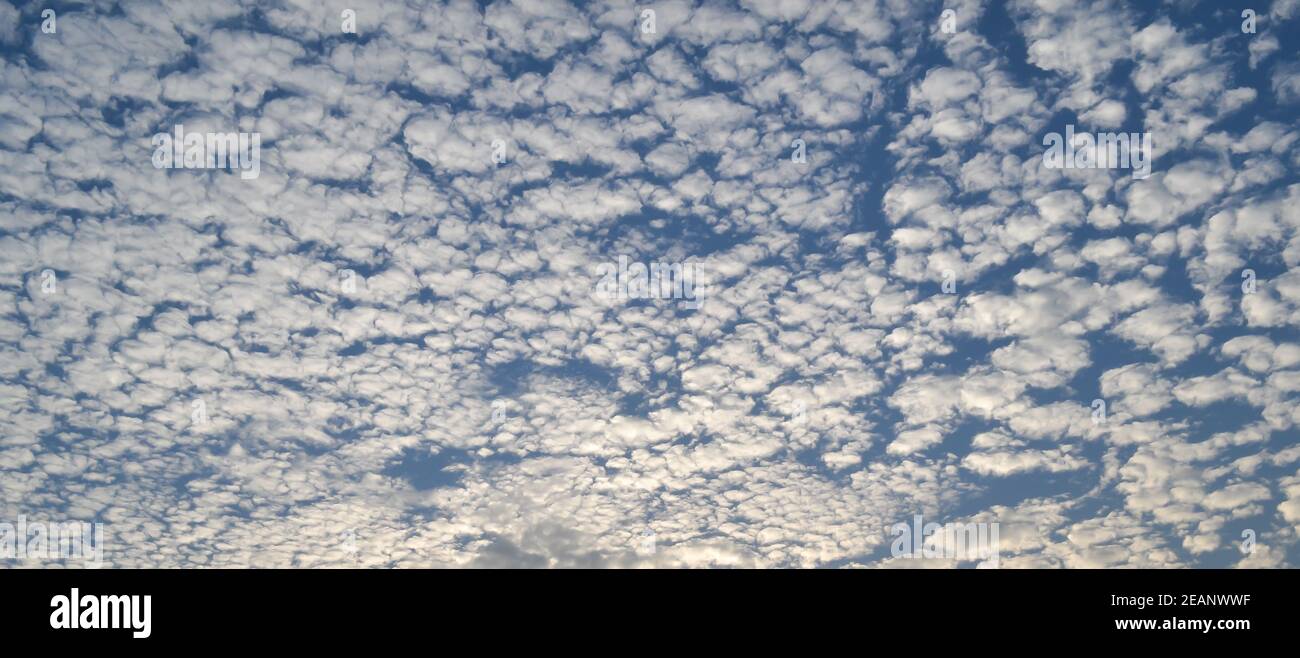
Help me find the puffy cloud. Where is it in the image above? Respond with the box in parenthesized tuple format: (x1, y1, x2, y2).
(0, 0, 1294, 571)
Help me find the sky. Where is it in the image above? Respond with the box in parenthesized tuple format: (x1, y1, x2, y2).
(0, 0, 1298, 569)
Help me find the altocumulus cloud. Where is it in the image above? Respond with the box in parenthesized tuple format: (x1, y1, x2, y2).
(0, 0, 1298, 569)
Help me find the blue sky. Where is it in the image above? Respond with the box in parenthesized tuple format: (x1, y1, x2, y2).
(1, 0, 1298, 568)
